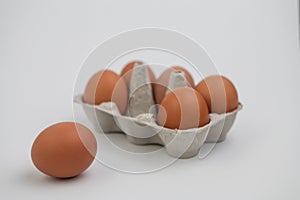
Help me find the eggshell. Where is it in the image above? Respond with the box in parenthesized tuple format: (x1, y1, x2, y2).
(157, 87, 209, 130)
(83, 70, 128, 114)
(31, 122, 97, 178)
(195, 75, 239, 114)
(120, 60, 156, 87)
(154, 66, 195, 104)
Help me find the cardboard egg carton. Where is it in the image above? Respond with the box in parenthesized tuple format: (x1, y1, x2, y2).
(74, 64, 242, 158)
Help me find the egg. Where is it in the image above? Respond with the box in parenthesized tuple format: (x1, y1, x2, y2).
(120, 60, 156, 87)
(154, 66, 195, 104)
(157, 87, 209, 130)
(31, 122, 97, 178)
(83, 70, 128, 114)
(195, 75, 238, 114)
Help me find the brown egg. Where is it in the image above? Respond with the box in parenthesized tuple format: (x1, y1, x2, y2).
(83, 70, 128, 114)
(120, 60, 156, 87)
(154, 66, 195, 104)
(195, 75, 239, 114)
(157, 87, 209, 130)
(31, 122, 97, 178)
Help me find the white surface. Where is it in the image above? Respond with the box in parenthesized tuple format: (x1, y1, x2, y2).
(0, 0, 299, 199)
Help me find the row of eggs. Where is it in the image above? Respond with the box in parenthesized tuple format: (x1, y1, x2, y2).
(83, 60, 239, 130)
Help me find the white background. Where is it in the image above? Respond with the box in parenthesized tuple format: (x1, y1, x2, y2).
(0, 0, 299, 199)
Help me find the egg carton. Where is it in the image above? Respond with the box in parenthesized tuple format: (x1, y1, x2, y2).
(74, 64, 242, 158)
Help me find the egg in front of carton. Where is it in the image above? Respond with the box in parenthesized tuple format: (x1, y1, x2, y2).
(157, 87, 210, 130)
(31, 122, 97, 178)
